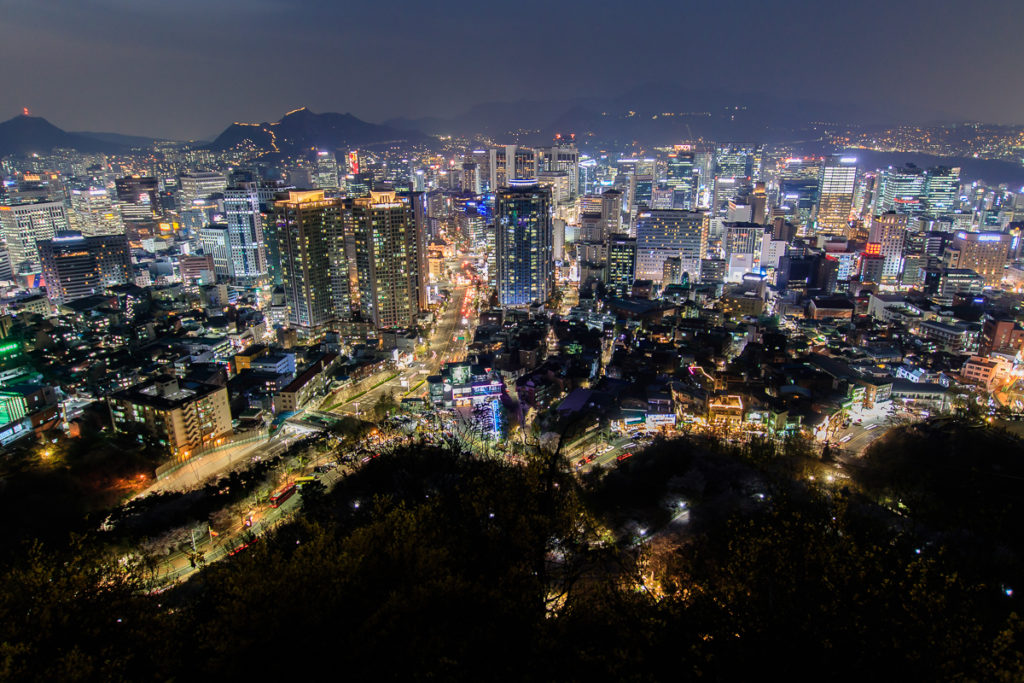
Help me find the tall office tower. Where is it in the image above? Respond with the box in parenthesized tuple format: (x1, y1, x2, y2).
(875, 164, 926, 215)
(723, 222, 761, 259)
(605, 234, 637, 297)
(629, 171, 656, 212)
(350, 191, 427, 329)
(578, 212, 603, 242)
(635, 209, 707, 284)
(512, 147, 537, 183)
(578, 157, 598, 196)
(489, 146, 510, 189)
(223, 184, 269, 283)
(580, 195, 603, 215)
(712, 144, 755, 212)
(778, 157, 822, 227)
(314, 151, 340, 190)
(38, 231, 131, 305)
(489, 145, 537, 190)
(272, 190, 342, 334)
(69, 187, 123, 236)
(198, 225, 232, 280)
(924, 166, 961, 217)
(537, 171, 571, 205)
(495, 182, 553, 306)
(750, 183, 767, 224)
(178, 171, 228, 206)
(867, 212, 908, 284)
(0, 199, 72, 276)
(816, 156, 858, 234)
(470, 149, 490, 192)
(946, 231, 1012, 286)
(600, 189, 623, 237)
(461, 163, 481, 195)
(665, 150, 698, 209)
(538, 141, 580, 199)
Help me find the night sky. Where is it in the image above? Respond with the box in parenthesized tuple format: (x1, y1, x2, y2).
(1, 0, 1020, 139)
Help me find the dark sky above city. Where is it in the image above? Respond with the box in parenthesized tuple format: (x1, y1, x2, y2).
(1, 0, 1020, 140)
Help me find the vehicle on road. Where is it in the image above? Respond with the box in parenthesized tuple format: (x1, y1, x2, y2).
(269, 483, 297, 508)
(617, 452, 634, 462)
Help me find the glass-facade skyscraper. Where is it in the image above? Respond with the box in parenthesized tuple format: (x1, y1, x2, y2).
(495, 182, 553, 307)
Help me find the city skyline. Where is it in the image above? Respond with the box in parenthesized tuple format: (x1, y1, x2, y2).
(2, 0, 1023, 139)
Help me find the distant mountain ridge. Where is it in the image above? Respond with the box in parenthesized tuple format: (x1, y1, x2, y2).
(206, 107, 433, 155)
(0, 115, 127, 157)
(384, 85, 910, 146)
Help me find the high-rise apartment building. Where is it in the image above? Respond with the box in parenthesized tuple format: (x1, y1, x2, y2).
(38, 232, 131, 305)
(816, 156, 857, 234)
(350, 191, 427, 329)
(0, 199, 72, 275)
(272, 190, 343, 334)
(495, 182, 553, 306)
(635, 209, 706, 283)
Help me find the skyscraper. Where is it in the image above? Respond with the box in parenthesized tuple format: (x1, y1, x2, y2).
(605, 234, 637, 298)
(489, 146, 537, 189)
(924, 166, 961, 217)
(538, 141, 580, 199)
(0, 199, 72, 276)
(665, 150, 698, 210)
(635, 209, 706, 284)
(178, 172, 228, 206)
(350, 191, 427, 329)
(875, 165, 926, 215)
(778, 158, 822, 227)
(314, 151, 340, 190)
(867, 212, 908, 284)
(223, 183, 269, 283)
(495, 182, 553, 306)
(600, 189, 623, 238)
(38, 231, 131, 305)
(816, 156, 858, 234)
(70, 188, 124, 237)
(198, 225, 232, 280)
(272, 190, 342, 334)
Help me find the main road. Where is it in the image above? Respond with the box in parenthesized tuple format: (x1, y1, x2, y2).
(330, 280, 473, 414)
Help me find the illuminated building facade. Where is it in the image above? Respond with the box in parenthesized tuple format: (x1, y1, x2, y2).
(816, 156, 857, 234)
(38, 232, 131, 305)
(495, 182, 553, 306)
(635, 209, 706, 284)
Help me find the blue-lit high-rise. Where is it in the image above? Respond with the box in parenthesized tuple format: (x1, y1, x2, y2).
(223, 183, 269, 284)
(495, 181, 553, 306)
